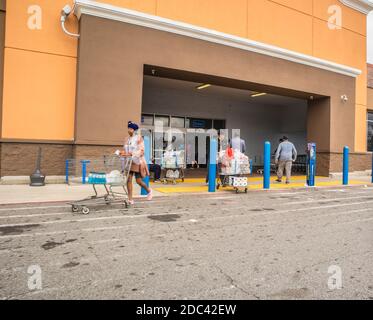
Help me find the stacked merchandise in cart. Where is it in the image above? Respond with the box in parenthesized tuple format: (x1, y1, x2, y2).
(161, 150, 185, 184)
(218, 148, 251, 193)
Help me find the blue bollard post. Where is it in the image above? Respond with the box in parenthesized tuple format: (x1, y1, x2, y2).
(65, 159, 69, 184)
(141, 135, 151, 195)
(263, 141, 271, 189)
(208, 138, 218, 192)
(343, 146, 349, 185)
(81, 160, 89, 184)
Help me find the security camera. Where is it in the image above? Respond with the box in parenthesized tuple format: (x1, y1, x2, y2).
(341, 95, 348, 102)
(61, 4, 72, 16)
(60, 3, 80, 38)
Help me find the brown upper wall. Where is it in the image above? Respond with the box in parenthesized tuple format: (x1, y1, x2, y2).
(76, 14, 356, 152)
(368, 64, 373, 89)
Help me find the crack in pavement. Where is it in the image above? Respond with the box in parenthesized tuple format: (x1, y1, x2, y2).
(213, 264, 260, 300)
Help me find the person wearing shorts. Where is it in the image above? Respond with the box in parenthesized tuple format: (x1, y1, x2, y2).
(121, 121, 153, 205)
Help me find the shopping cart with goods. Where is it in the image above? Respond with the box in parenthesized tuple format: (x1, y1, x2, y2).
(161, 150, 185, 184)
(217, 150, 251, 193)
(65, 155, 132, 214)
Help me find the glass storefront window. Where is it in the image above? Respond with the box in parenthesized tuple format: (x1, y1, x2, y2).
(368, 112, 373, 152)
(154, 115, 170, 127)
(171, 117, 185, 128)
(142, 113, 225, 131)
(368, 112, 373, 121)
(141, 114, 154, 126)
(189, 118, 212, 129)
(213, 119, 226, 131)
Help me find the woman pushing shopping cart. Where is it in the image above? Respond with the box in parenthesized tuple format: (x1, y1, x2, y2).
(66, 121, 153, 214)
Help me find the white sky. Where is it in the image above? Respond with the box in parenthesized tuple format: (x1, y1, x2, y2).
(368, 2, 373, 63)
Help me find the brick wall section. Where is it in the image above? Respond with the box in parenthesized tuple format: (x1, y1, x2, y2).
(0, 143, 371, 177)
(368, 64, 373, 89)
(0, 143, 121, 177)
(315, 152, 372, 176)
(0, 143, 73, 176)
(72, 145, 122, 161)
(329, 152, 372, 173)
(71, 145, 123, 178)
(316, 153, 330, 176)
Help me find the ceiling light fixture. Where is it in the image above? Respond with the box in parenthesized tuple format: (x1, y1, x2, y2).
(196, 84, 211, 90)
(251, 92, 267, 98)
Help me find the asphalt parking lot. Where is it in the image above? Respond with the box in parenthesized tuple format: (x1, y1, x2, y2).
(0, 185, 373, 300)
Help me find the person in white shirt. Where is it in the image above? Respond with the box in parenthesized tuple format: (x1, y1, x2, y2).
(121, 121, 152, 205)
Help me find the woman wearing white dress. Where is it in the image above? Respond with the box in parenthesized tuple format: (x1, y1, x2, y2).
(121, 121, 152, 205)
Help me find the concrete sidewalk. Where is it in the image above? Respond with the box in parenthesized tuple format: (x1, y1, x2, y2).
(0, 184, 163, 205)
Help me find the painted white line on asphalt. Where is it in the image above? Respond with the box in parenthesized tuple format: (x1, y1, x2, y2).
(208, 208, 373, 226)
(340, 217, 373, 225)
(0, 213, 150, 228)
(1, 207, 371, 258)
(271, 191, 310, 196)
(0, 197, 172, 213)
(0, 212, 72, 219)
(1, 198, 373, 230)
(0, 202, 180, 219)
(281, 194, 373, 206)
(0, 184, 370, 212)
(272, 190, 372, 197)
(2, 189, 373, 221)
(205, 196, 239, 200)
(1, 200, 373, 241)
(0, 205, 68, 212)
(85, 207, 373, 246)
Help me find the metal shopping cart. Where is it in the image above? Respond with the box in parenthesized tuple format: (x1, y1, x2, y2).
(256, 155, 277, 175)
(217, 158, 251, 193)
(65, 155, 132, 214)
(161, 150, 185, 184)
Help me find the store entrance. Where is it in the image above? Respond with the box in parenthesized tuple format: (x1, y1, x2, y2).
(141, 114, 226, 171)
(140, 63, 323, 183)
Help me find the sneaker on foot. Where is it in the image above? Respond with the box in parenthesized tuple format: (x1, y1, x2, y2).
(275, 179, 282, 183)
(128, 200, 135, 205)
(147, 189, 153, 201)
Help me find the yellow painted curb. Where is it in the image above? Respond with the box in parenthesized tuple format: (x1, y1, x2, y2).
(151, 176, 329, 185)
